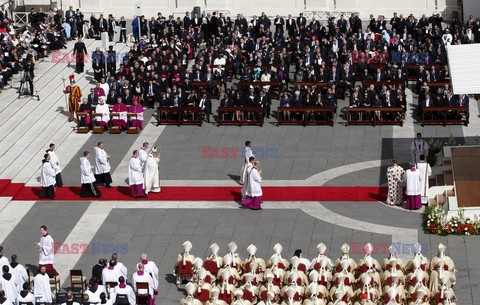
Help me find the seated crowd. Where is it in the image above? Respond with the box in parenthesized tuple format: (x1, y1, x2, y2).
(0, 248, 160, 305)
(175, 241, 457, 305)
(0, 5, 67, 90)
(69, 8, 478, 128)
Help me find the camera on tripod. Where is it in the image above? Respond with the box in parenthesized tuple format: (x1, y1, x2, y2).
(18, 54, 40, 100)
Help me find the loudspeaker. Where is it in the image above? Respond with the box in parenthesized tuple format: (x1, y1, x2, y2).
(193, 6, 201, 17)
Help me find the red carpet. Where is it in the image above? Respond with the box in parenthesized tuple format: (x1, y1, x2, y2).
(3, 181, 387, 201)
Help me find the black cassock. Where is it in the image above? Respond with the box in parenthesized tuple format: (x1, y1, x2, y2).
(73, 41, 88, 73)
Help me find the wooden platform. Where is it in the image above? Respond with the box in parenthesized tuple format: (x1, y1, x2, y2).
(451, 146, 480, 207)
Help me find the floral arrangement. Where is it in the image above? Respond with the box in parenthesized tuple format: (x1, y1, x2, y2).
(423, 205, 480, 236)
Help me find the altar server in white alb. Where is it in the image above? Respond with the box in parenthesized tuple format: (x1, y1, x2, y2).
(0, 265, 17, 303)
(403, 162, 423, 210)
(0, 247, 8, 271)
(94, 142, 112, 188)
(136, 253, 159, 293)
(416, 154, 432, 198)
(17, 283, 35, 304)
(129, 150, 146, 198)
(37, 225, 57, 274)
(80, 151, 102, 198)
(240, 141, 255, 184)
(143, 147, 161, 194)
(9, 255, 28, 293)
(139, 142, 149, 168)
(40, 154, 56, 200)
(33, 265, 53, 304)
(46, 143, 63, 187)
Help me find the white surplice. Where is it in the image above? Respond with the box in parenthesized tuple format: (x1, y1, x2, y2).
(245, 167, 262, 197)
(0, 257, 8, 271)
(39, 234, 54, 265)
(129, 157, 144, 185)
(143, 154, 160, 194)
(17, 291, 35, 305)
(416, 161, 432, 196)
(114, 285, 136, 305)
(33, 273, 52, 303)
(136, 261, 159, 290)
(80, 157, 95, 184)
(95, 103, 110, 123)
(40, 162, 56, 187)
(115, 262, 128, 279)
(102, 267, 120, 285)
(47, 150, 61, 175)
(94, 147, 111, 174)
(403, 168, 422, 196)
(0, 274, 18, 303)
(10, 264, 28, 293)
(132, 271, 154, 296)
(85, 285, 106, 303)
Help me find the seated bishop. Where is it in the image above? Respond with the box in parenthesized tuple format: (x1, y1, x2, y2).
(354, 273, 380, 304)
(284, 257, 308, 286)
(181, 282, 203, 305)
(281, 287, 303, 305)
(259, 272, 281, 302)
(304, 279, 329, 303)
(356, 243, 381, 275)
(265, 255, 285, 287)
(217, 269, 236, 304)
(225, 242, 243, 272)
(257, 290, 280, 305)
(381, 257, 405, 288)
(310, 243, 334, 273)
(311, 257, 333, 288)
(405, 243, 430, 273)
(383, 286, 406, 305)
(267, 243, 289, 270)
(204, 243, 223, 278)
(240, 261, 263, 285)
(244, 244, 266, 273)
(381, 246, 405, 272)
(430, 244, 455, 273)
(217, 255, 240, 285)
(240, 273, 259, 303)
(406, 269, 429, 294)
(334, 244, 357, 273)
(332, 260, 355, 287)
(174, 241, 196, 286)
(193, 268, 213, 303)
(328, 283, 354, 305)
(232, 289, 253, 305)
(405, 257, 430, 288)
(382, 269, 404, 297)
(193, 258, 215, 285)
(430, 271, 455, 304)
(434, 286, 456, 305)
(94, 97, 110, 130)
(206, 287, 228, 305)
(429, 260, 456, 295)
(111, 98, 128, 130)
(280, 272, 305, 302)
(407, 285, 430, 305)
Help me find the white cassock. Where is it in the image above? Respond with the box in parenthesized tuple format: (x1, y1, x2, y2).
(47, 151, 61, 176)
(143, 153, 160, 194)
(138, 148, 148, 168)
(80, 157, 95, 184)
(94, 147, 111, 174)
(132, 271, 154, 297)
(17, 291, 35, 305)
(114, 285, 136, 305)
(136, 261, 159, 290)
(85, 285, 106, 303)
(39, 234, 54, 265)
(33, 273, 52, 303)
(129, 157, 144, 186)
(245, 167, 262, 197)
(10, 264, 28, 293)
(102, 268, 120, 285)
(240, 147, 255, 184)
(100, 83, 110, 96)
(95, 103, 110, 123)
(403, 169, 422, 196)
(416, 161, 432, 196)
(40, 163, 56, 187)
(0, 275, 18, 303)
(0, 257, 8, 271)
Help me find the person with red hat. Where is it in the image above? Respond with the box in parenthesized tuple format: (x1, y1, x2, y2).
(63, 74, 82, 122)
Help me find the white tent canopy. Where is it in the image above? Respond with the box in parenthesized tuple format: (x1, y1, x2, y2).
(447, 44, 480, 95)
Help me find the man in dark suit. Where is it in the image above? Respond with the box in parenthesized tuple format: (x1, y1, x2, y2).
(183, 11, 192, 28)
(87, 88, 99, 106)
(296, 13, 307, 30)
(98, 14, 107, 33)
(274, 15, 285, 33)
(88, 24, 100, 39)
(73, 37, 88, 73)
(258, 89, 271, 118)
(286, 14, 296, 38)
(197, 91, 212, 122)
(337, 15, 348, 33)
(259, 12, 271, 30)
(144, 79, 159, 108)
